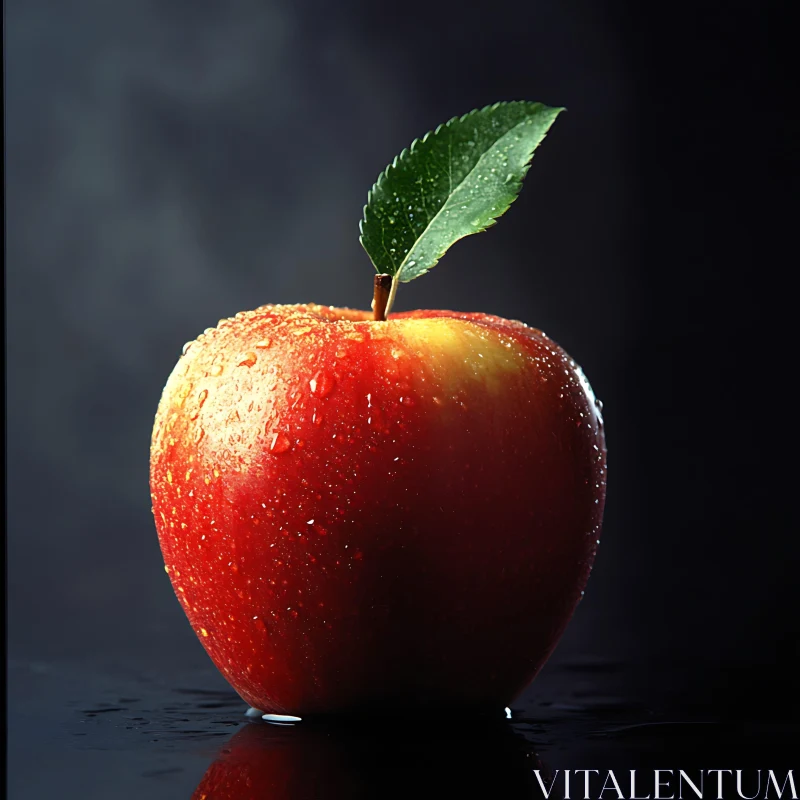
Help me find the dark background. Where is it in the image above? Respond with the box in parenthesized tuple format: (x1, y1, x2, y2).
(6, 0, 794, 774)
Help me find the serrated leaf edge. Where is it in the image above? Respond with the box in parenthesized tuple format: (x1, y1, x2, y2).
(359, 101, 563, 280)
(398, 106, 560, 283)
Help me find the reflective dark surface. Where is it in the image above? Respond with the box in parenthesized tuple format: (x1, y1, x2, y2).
(9, 656, 797, 799)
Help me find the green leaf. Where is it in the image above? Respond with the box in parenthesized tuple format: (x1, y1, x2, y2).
(359, 101, 564, 283)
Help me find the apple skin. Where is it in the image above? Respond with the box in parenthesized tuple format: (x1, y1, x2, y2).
(150, 304, 606, 716)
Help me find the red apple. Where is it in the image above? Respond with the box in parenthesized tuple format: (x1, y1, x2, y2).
(150, 304, 606, 716)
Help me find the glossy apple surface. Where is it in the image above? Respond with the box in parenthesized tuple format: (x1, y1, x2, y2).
(150, 304, 606, 715)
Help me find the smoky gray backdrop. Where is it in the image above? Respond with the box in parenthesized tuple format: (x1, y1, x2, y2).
(6, 0, 794, 709)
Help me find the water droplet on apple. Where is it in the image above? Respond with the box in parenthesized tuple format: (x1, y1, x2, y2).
(309, 371, 336, 398)
(182, 341, 194, 356)
(191, 389, 209, 421)
(269, 432, 292, 454)
(255, 338, 272, 349)
(195, 428, 205, 444)
(594, 397, 605, 428)
(312, 410, 325, 426)
(262, 713, 302, 724)
(210, 364, 223, 377)
(238, 352, 257, 368)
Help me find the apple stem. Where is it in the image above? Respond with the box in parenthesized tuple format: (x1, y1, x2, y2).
(372, 274, 392, 321)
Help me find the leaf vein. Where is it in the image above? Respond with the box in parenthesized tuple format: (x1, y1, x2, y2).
(396, 114, 541, 279)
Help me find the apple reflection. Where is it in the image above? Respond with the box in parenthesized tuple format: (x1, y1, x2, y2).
(193, 716, 548, 799)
